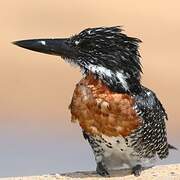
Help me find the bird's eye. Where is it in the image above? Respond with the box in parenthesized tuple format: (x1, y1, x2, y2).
(74, 40, 79, 45)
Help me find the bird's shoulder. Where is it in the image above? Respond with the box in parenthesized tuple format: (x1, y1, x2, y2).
(133, 86, 168, 121)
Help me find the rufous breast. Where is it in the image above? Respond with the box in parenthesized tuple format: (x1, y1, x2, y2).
(69, 74, 141, 137)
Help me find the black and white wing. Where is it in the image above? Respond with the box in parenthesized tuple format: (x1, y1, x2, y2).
(131, 86, 169, 159)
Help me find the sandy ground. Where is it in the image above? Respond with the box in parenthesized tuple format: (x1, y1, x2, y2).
(1, 164, 180, 180)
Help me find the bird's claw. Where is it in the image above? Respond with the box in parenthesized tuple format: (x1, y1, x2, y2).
(132, 164, 142, 176)
(96, 162, 110, 177)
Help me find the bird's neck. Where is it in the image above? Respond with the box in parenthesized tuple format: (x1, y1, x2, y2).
(86, 65, 141, 94)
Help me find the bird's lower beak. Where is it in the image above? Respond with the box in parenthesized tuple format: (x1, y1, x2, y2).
(13, 38, 74, 58)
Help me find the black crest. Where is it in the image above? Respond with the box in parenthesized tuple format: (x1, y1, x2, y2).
(71, 26, 142, 78)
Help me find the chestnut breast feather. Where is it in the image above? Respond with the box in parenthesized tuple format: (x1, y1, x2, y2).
(70, 74, 141, 137)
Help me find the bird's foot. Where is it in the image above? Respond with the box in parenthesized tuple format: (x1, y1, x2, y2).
(96, 162, 110, 177)
(132, 164, 142, 176)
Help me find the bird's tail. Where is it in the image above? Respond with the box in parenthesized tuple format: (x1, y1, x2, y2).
(168, 144, 178, 150)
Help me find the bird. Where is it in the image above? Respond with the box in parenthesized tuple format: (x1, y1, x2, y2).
(13, 26, 176, 177)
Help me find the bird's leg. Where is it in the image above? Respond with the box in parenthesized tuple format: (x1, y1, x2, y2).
(94, 150, 110, 177)
(96, 161, 110, 177)
(132, 164, 142, 176)
(82, 132, 110, 177)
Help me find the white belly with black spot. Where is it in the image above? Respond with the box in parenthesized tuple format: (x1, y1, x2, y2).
(99, 135, 156, 170)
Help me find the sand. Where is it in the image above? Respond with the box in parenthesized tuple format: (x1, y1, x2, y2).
(1, 164, 180, 180)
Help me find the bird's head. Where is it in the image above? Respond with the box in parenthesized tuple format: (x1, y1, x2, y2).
(14, 26, 142, 93)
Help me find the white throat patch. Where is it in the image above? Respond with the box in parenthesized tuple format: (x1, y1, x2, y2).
(88, 65, 129, 91)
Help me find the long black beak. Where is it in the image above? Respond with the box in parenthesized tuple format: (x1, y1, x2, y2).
(13, 38, 74, 57)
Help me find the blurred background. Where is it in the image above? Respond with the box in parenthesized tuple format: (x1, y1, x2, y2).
(0, 0, 180, 177)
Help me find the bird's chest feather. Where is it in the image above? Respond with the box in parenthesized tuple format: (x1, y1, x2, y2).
(69, 74, 141, 137)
